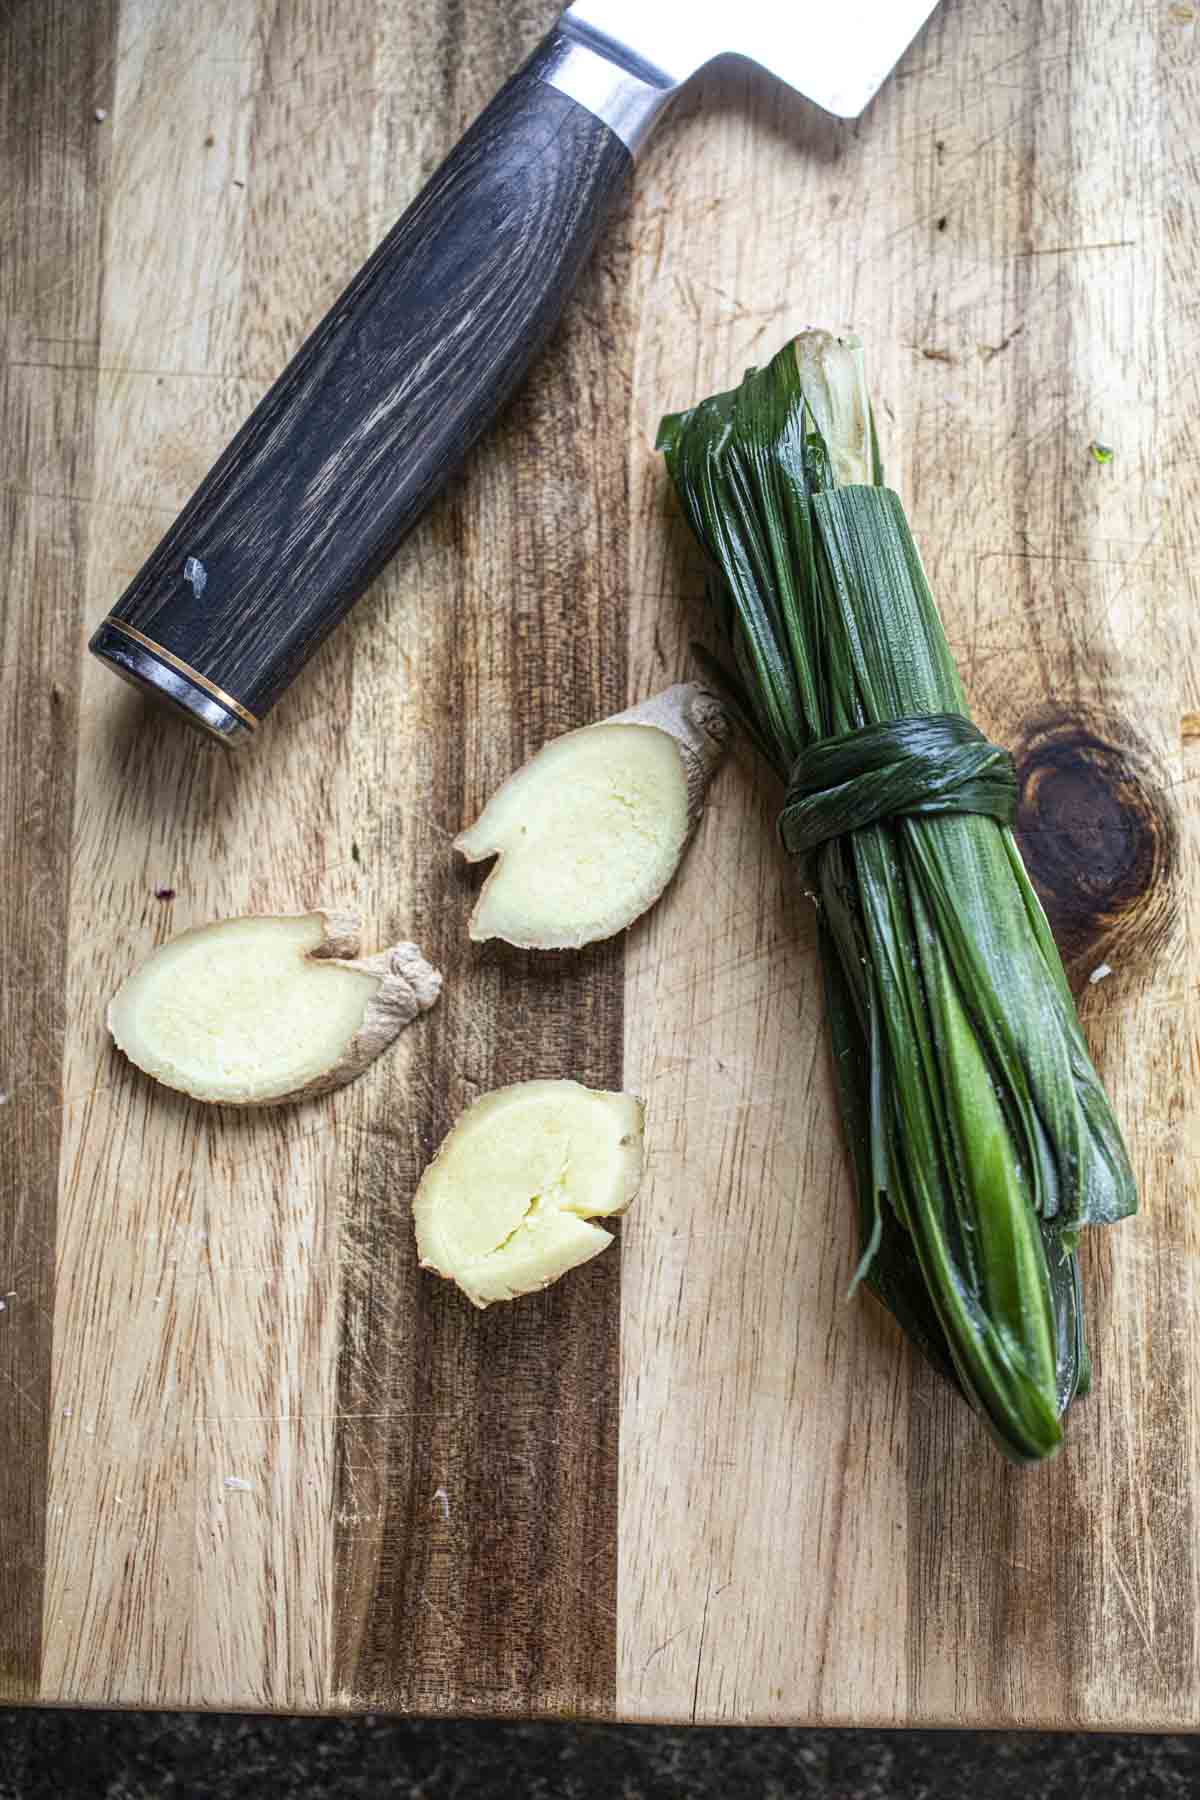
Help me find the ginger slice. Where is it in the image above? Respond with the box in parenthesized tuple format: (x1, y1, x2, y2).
(454, 682, 728, 949)
(413, 1079, 644, 1307)
(108, 909, 440, 1106)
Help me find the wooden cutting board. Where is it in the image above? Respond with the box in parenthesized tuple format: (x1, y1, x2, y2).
(3, 0, 1197, 1727)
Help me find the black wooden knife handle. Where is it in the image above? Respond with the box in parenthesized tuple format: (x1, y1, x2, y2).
(90, 42, 634, 742)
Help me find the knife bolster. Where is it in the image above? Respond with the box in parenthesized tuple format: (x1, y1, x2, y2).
(535, 21, 678, 155)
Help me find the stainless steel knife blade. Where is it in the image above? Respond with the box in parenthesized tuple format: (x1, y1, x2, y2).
(564, 0, 939, 120)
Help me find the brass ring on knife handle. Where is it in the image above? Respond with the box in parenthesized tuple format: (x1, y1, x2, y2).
(100, 620, 260, 731)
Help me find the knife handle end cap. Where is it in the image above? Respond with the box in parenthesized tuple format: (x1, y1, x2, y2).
(89, 618, 254, 749)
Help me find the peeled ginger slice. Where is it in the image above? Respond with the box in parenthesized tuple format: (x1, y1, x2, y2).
(454, 683, 728, 949)
(413, 1079, 644, 1307)
(108, 909, 440, 1106)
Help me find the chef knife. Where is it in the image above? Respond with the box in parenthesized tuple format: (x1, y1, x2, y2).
(90, 0, 940, 744)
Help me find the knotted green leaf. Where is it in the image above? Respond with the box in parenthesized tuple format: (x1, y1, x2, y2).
(779, 713, 1017, 856)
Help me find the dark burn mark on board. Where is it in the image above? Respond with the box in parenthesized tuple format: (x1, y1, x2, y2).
(1012, 704, 1180, 979)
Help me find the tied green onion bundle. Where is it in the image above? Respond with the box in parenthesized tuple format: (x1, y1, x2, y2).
(658, 331, 1136, 1464)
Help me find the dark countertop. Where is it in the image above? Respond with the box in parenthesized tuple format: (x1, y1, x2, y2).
(1, 1716, 1197, 1799)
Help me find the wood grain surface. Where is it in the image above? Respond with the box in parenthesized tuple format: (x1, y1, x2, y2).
(1, 0, 1197, 1727)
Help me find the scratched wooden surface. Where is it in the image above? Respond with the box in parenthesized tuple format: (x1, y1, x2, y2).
(1, 0, 1197, 1727)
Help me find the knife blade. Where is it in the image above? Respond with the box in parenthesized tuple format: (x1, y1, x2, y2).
(562, 0, 939, 121)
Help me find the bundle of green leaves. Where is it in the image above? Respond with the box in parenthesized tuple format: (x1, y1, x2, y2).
(658, 332, 1136, 1463)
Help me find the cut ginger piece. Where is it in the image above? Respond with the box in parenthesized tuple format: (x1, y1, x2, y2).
(454, 682, 728, 949)
(413, 1079, 644, 1307)
(108, 909, 441, 1106)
